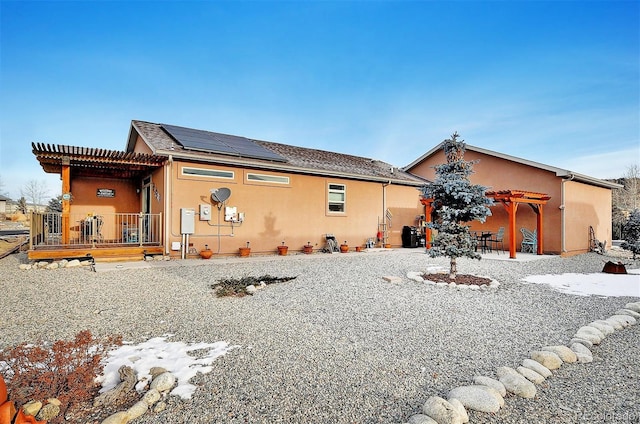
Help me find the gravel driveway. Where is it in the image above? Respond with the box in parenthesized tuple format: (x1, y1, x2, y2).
(1, 249, 638, 423)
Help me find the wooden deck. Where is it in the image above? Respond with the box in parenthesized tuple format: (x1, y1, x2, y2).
(28, 245, 164, 262)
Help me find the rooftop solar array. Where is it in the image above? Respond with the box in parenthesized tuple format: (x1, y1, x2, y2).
(161, 124, 287, 162)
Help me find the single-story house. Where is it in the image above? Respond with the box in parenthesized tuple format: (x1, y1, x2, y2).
(29, 121, 620, 260)
(404, 143, 622, 257)
(0, 195, 9, 215)
(29, 120, 425, 260)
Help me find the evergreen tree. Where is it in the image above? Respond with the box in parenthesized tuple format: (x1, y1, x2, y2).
(621, 209, 640, 259)
(46, 195, 63, 213)
(421, 132, 493, 278)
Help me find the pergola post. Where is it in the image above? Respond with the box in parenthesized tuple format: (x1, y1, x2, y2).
(420, 198, 434, 250)
(486, 190, 550, 259)
(61, 157, 70, 244)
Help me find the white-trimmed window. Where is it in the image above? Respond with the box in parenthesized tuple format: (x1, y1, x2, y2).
(328, 183, 346, 213)
(246, 173, 290, 184)
(182, 166, 234, 179)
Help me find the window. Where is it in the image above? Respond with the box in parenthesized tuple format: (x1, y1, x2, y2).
(328, 183, 346, 213)
(246, 173, 289, 184)
(182, 167, 234, 179)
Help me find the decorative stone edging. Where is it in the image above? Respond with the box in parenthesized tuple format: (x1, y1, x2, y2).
(18, 256, 170, 271)
(404, 271, 501, 290)
(404, 301, 640, 424)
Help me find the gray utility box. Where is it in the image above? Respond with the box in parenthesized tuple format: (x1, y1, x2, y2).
(180, 208, 195, 234)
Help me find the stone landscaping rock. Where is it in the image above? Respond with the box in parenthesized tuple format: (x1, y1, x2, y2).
(615, 309, 640, 319)
(603, 317, 624, 330)
(18, 264, 31, 270)
(422, 396, 464, 424)
(406, 272, 424, 282)
(570, 343, 593, 363)
(496, 366, 537, 398)
(126, 400, 148, 420)
(530, 350, 563, 370)
(46, 262, 59, 270)
(66, 259, 81, 268)
(473, 376, 506, 397)
(587, 321, 615, 335)
(541, 345, 577, 363)
(447, 398, 469, 423)
(577, 325, 605, 339)
(152, 401, 167, 413)
(35, 403, 60, 421)
(142, 389, 161, 405)
(517, 366, 545, 384)
(101, 411, 130, 424)
(624, 302, 640, 313)
(383, 276, 403, 283)
(569, 337, 593, 349)
(521, 358, 552, 378)
(245, 285, 257, 294)
(150, 372, 176, 392)
(448, 385, 501, 413)
(609, 314, 636, 326)
(22, 400, 42, 417)
(408, 414, 438, 424)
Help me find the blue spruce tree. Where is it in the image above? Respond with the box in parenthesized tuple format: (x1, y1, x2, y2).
(621, 209, 640, 259)
(421, 132, 493, 278)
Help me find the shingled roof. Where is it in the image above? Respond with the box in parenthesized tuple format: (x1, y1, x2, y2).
(129, 120, 426, 186)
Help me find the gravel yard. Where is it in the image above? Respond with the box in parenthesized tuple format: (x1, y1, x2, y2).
(1, 249, 638, 423)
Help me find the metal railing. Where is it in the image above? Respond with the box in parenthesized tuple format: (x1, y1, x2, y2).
(30, 212, 162, 248)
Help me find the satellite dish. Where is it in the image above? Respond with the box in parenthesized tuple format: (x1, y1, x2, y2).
(210, 187, 231, 203)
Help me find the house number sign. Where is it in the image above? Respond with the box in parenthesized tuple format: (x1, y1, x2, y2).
(97, 188, 115, 198)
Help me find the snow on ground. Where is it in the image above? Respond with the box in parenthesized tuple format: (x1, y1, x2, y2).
(522, 269, 640, 297)
(96, 336, 236, 399)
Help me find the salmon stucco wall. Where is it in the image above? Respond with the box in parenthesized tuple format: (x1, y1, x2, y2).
(165, 160, 422, 255)
(409, 149, 564, 254)
(563, 179, 612, 255)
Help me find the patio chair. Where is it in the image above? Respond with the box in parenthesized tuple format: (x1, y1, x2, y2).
(487, 227, 505, 254)
(520, 228, 537, 253)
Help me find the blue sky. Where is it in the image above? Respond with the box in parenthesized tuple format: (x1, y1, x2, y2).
(1, 0, 638, 201)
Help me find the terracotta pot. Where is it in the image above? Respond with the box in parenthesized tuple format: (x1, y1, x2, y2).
(384, 243, 392, 249)
(239, 247, 251, 257)
(340, 244, 349, 253)
(200, 249, 213, 259)
(277, 245, 288, 256)
(303, 245, 314, 254)
(355, 246, 363, 252)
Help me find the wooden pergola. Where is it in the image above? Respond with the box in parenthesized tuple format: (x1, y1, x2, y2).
(420, 189, 550, 259)
(32, 143, 166, 244)
(486, 190, 551, 259)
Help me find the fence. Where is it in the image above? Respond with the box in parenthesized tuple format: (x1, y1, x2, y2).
(30, 212, 162, 248)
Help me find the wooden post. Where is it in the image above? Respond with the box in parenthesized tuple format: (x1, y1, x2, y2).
(61, 158, 71, 244)
(508, 201, 518, 259)
(537, 204, 544, 254)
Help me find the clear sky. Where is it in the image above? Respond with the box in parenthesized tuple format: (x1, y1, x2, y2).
(1, 0, 638, 201)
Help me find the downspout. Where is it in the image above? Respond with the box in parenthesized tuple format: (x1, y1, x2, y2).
(560, 173, 575, 254)
(164, 155, 173, 255)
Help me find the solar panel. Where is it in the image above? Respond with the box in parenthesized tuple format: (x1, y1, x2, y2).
(161, 124, 286, 162)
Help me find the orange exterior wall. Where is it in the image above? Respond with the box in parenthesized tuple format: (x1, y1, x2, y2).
(409, 149, 614, 255)
(165, 160, 423, 256)
(563, 180, 612, 255)
(409, 150, 563, 254)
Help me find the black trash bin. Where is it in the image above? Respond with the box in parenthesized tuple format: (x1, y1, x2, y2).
(402, 226, 419, 248)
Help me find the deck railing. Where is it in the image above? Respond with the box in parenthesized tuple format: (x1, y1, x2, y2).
(30, 212, 162, 248)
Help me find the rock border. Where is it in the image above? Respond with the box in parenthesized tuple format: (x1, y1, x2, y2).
(403, 301, 640, 424)
(405, 271, 501, 291)
(18, 256, 170, 271)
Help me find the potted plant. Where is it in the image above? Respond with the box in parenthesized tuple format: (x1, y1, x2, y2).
(239, 241, 251, 257)
(303, 242, 314, 254)
(340, 241, 349, 253)
(277, 240, 288, 256)
(200, 244, 213, 259)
